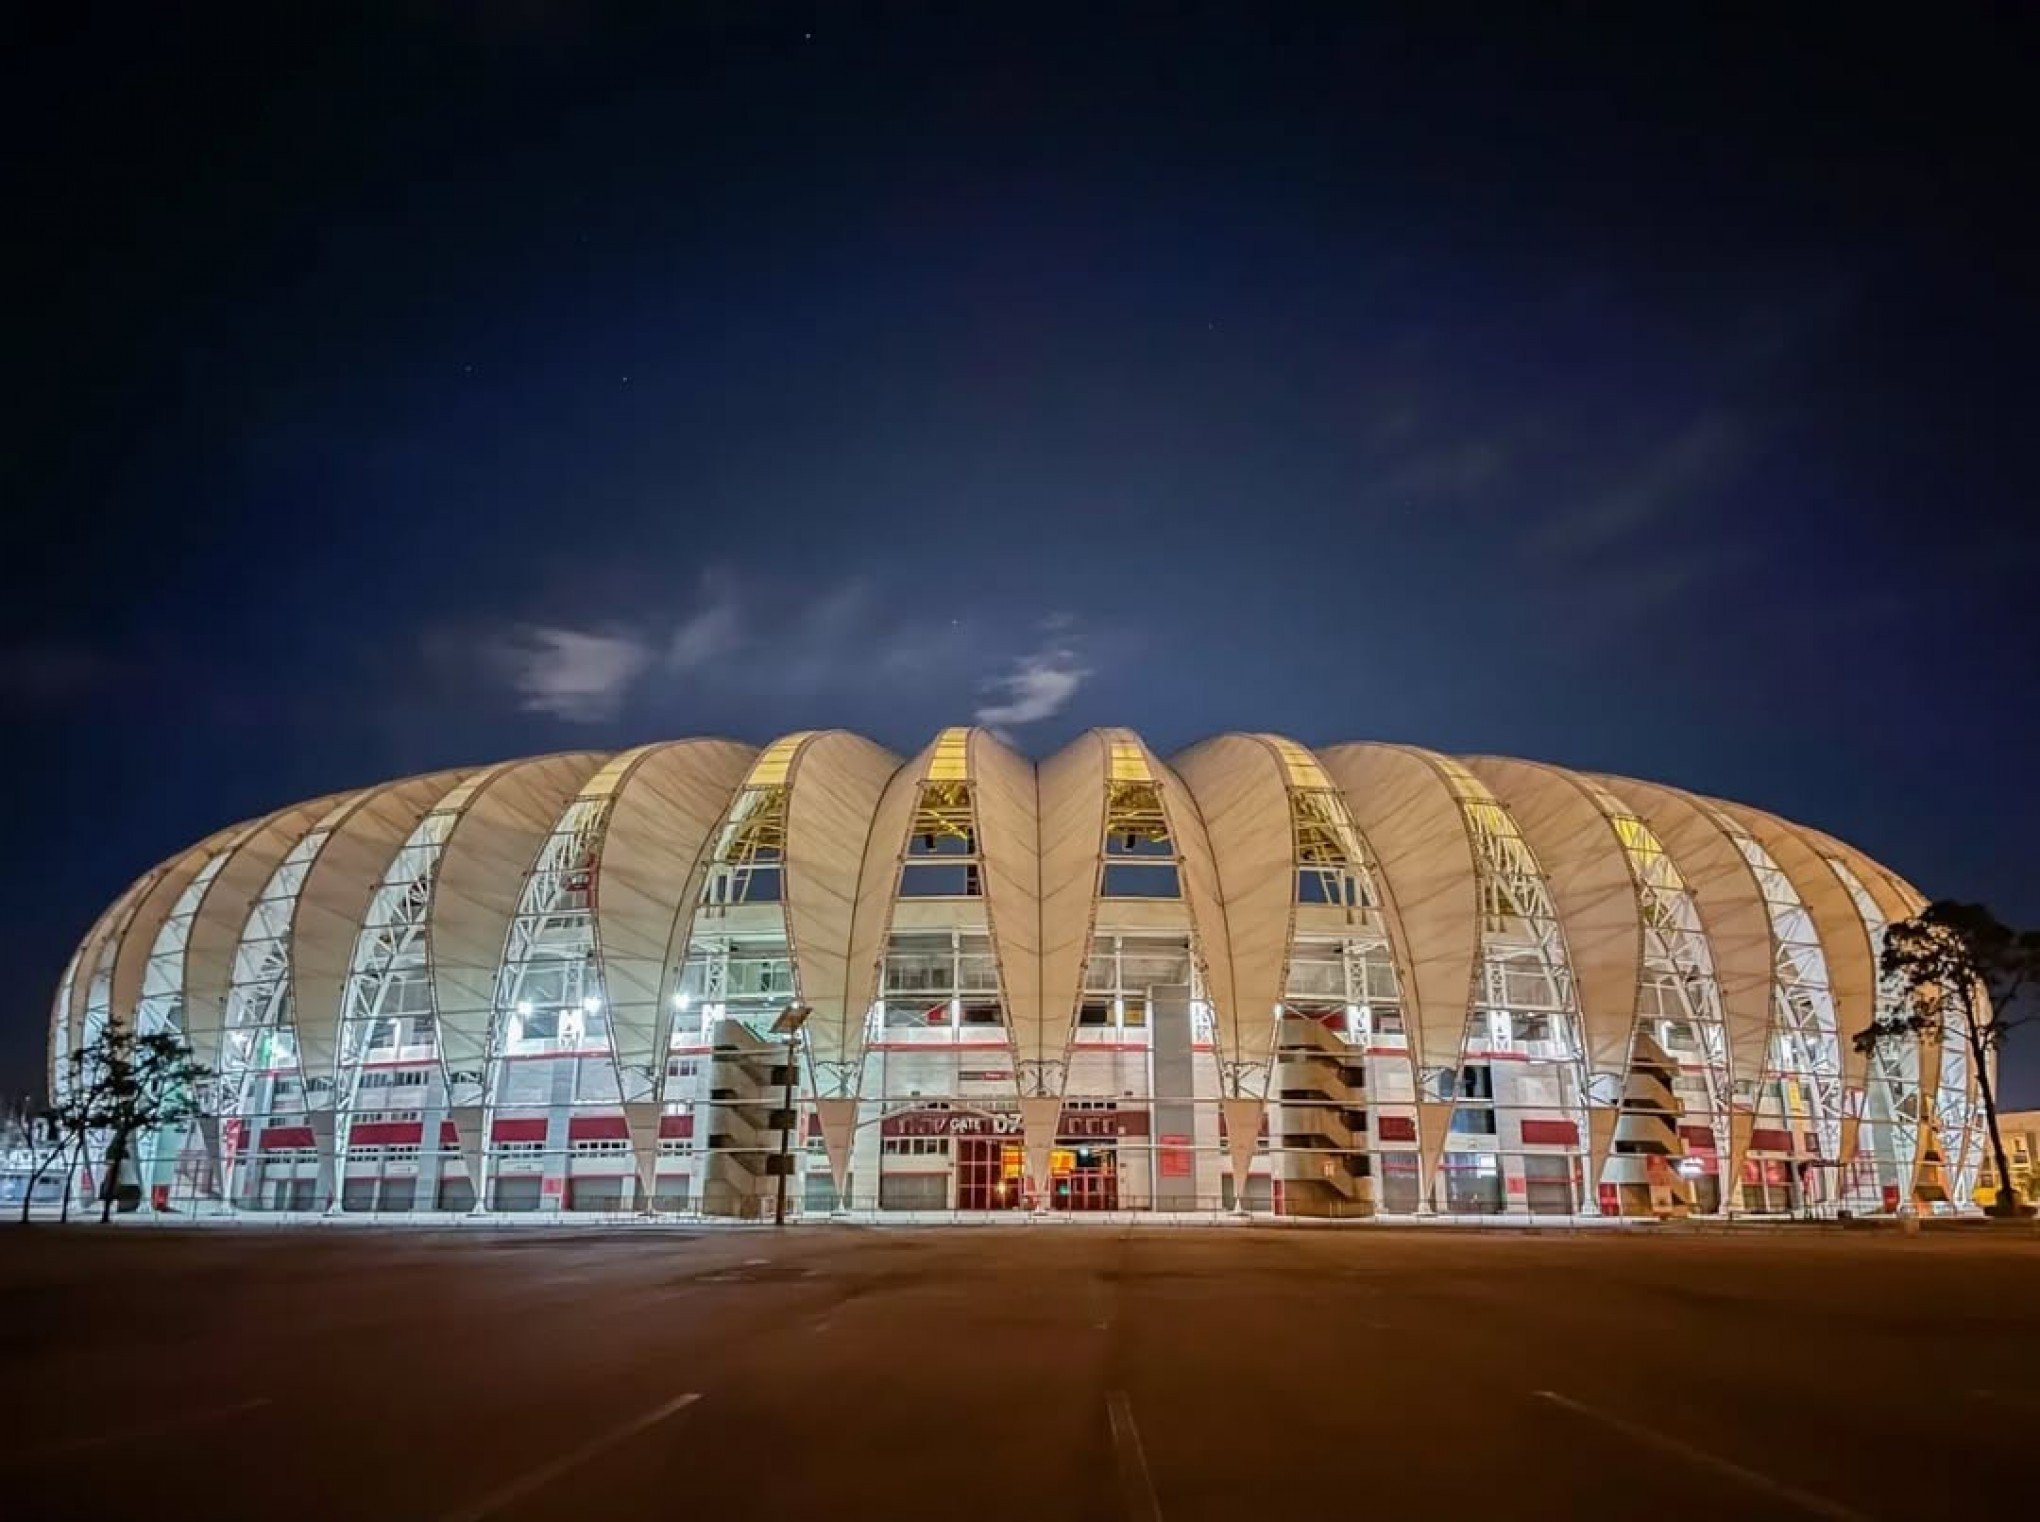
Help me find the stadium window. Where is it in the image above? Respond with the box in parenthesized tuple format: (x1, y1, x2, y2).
(898, 861, 980, 897)
(1101, 862, 1180, 898)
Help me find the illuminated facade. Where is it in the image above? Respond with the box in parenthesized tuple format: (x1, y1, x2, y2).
(47, 731, 1982, 1220)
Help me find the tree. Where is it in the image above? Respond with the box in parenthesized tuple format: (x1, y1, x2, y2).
(51, 1026, 212, 1224)
(1854, 902, 2040, 1216)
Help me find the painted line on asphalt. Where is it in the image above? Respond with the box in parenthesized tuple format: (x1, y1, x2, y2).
(1089, 1278, 1114, 1331)
(0, 1396, 272, 1468)
(1533, 1392, 1865, 1520)
(437, 1392, 701, 1522)
(1106, 1391, 1163, 1522)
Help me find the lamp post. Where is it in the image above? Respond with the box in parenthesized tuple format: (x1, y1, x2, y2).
(768, 1002, 812, 1227)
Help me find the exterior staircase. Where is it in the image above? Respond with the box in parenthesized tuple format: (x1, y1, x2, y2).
(702, 1019, 791, 1218)
(1273, 1013, 1373, 1218)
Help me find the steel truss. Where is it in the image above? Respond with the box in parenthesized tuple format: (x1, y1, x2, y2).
(1705, 809, 1844, 1209)
(1435, 760, 1590, 1209)
(216, 823, 341, 1206)
(1590, 786, 1732, 1211)
(476, 791, 627, 1205)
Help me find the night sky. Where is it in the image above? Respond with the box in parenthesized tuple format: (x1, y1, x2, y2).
(4, 8, 2036, 1101)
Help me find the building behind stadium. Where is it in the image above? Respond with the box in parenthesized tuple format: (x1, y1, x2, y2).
(39, 729, 1987, 1221)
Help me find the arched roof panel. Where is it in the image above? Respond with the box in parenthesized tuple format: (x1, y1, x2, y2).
(106, 822, 250, 1040)
(1715, 800, 1878, 1104)
(1317, 743, 1480, 1078)
(840, 744, 929, 1069)
(1037, 731, 1112, 1076)
(180, 792, 358, 1070)
(1595, 776, 1773, 1095)
(431, 753, 610, 1090)
(1469, 757, 1641, 1081)
(597, 739, 758, 1100)
(1171, 734, 1296, 1080)
(65, 867, 162, 1055)
(781, 731, 903, 1083)
(1140, 737, 1236, 1076)
(290, 769, 479, 1091)
(968, 729, 1044, 1083)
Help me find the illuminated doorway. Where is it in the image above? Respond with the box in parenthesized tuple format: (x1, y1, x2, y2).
(957, 1137, 1024, 1210)
(1051, 1145, 1118, 1211)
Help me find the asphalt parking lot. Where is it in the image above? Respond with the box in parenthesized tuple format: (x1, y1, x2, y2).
(1, 1223, 2033, 1520)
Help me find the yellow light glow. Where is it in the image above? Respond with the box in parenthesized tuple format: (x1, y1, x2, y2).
(745, 731, 813, 788)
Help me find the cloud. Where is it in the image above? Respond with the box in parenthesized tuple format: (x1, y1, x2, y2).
(668, 586, 742, 671)
(445, 569, 1102, 733)
(1379, 437, 1511, 501)
(975, 624, 1090, 729)
(1529, 413, 1750, 561)
(494, 625, 654, 721)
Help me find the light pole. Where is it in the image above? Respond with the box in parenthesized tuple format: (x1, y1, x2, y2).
(769, 1002, 812, 1227)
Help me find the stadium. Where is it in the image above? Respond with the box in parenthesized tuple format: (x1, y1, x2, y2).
(45, 728, 1982, 1221)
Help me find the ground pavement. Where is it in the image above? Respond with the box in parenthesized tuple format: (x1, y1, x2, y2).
(0, 1224, 2033, 1520)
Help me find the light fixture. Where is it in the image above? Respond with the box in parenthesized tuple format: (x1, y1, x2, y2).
(581, 994, 602, 1014)
(515, 1000, 533, 1017)
(673, 992, 692, 1011)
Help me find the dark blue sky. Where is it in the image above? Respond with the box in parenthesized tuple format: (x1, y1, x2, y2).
(4, 7, 2036, 1099)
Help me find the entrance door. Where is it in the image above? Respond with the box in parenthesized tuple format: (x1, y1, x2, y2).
(1443, 1158, 1504, 1214)
(956, 1139, 1022, 1209)
(492, 1176, 542, 1212)
(1051, 1146, 1118, 1210)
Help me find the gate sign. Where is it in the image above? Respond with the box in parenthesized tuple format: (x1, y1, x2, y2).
(880, 1106, 1152, 1140)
